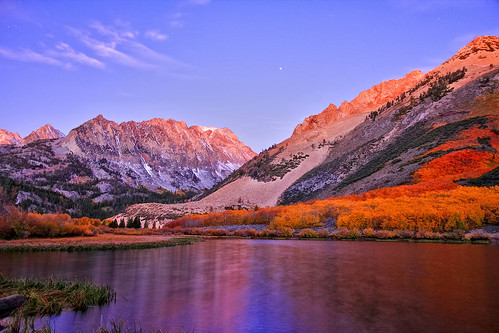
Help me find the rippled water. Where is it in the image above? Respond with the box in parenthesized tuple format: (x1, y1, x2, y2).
(1, 239, 498, 332)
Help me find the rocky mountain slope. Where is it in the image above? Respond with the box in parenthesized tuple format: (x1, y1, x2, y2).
(58, 115, 255, 191)
(0, 124, 65, 146)
(116, 35, 499, 225)
(23, 124, 66, 144)
(0, 130, 23, 146)
(0, 116, 255, 218)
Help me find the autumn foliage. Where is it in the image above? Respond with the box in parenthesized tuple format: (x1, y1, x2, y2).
(414, 150, 498, 183)
(335, 186, 498, 231)
(170, 185, 498, 232)
(415, 116, 499, 183)
(0, 205, 103, 239)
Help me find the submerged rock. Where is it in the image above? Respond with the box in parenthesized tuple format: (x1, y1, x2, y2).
(0, 294, 26, 319)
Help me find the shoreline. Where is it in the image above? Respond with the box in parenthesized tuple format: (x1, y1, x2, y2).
(199, 236, 492, 245)
(172, 225, 496, 245)
(0, 234, 200, 252)
(196, 235, 492, 245)
(0, 227, 495, 252)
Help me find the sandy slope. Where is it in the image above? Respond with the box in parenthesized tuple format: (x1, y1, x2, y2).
(115, 112, 368, 225)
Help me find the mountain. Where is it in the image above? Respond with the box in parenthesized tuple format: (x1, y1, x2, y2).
(59, 115, 255, 191)
(0, 130, 23, 146)
(291, 70, 425, 140)
(0, 124, 65, 146)
(115, 35, 499, 225)
(0, 116, 255, 218)
(23, 124, 66, 144)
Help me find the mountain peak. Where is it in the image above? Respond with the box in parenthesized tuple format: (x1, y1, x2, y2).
(60, 115, 256, 191)
(0, 129, 23, 145)
(291, 70, 424, 138)
(443, 35, 499, 64)
(460, 35, 499, 57)
(91, 114, 109, 122)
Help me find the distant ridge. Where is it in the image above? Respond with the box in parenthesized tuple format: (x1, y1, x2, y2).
(0, 114, 256, 217)
(0, 124, 65, 146)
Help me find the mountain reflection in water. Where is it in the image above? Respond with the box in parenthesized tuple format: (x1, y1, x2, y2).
(1, 239, 498, 332)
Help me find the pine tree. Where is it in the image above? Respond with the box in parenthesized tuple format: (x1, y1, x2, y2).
(126, 218, 134, 228)
(118, 219, 125, 228)
(109, 220, 118, 228)
(133, 216, 141, 229)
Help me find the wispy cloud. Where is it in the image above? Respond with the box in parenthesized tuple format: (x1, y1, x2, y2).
(145, 30, 168, 41)
(69, 21, 189, 71)
(170, 13, 184, 28)
(0, 43, 105, 70)
(0, 47, 68, 68)
(0, 20, 189, 73)
(50, 42, 105, 69)
(68, 26, 151, 69)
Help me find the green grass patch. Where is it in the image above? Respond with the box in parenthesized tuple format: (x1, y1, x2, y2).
(0, 275, 116, 317)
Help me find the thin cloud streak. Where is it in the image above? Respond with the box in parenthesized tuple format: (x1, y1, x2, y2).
(145, 30, 168, 41)
(68, 26, 153, 69)
(0, 19, 191, 73)
(51, 42, 105, 69)
(69, 22, 189, 70)
(0, 47, 69, 69)
(170, 13, 184, 28)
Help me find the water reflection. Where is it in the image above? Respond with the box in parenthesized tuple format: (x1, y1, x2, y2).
(1, 240, 498, 332)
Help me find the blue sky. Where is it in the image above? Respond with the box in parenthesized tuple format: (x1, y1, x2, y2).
(0, 0, 498, 152)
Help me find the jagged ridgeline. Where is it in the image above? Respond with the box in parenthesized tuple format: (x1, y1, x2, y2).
(0, 117, 256, 218)
(112, 35, 499, 227)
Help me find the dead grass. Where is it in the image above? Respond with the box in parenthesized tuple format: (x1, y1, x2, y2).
(0, 234, 184, 248)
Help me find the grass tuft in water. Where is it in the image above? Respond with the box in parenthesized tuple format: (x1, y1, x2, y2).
(0, 274, 116, 318)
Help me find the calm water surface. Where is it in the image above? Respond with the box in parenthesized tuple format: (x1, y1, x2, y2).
(1, 239, 498, 332)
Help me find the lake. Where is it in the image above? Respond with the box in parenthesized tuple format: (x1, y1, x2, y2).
(1, 239, 498, 332)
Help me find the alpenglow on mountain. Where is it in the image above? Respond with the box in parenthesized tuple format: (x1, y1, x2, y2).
(0, 124, 65, 146)
(0, 116, 255, 217)
(59, 115, 256, 191)
(115, 35, 499, 225)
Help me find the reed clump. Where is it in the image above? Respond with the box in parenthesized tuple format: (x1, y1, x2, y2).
(0, 275, 116, 318)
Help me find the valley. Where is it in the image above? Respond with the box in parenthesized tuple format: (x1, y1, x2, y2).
(0, 3, 498, 328)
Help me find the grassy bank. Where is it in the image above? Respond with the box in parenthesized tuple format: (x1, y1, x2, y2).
(0, 235, 200, 252)
(0, 275, 116, 318)
(172, 227, 492, 244)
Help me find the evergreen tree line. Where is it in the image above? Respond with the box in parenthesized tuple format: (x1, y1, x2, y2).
(108, 216, 156, 229)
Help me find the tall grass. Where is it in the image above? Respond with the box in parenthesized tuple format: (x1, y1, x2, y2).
(0, 237, 200, 253)
(0, 275, 116, 318)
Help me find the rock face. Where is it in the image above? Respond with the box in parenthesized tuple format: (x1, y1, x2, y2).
(0, 130, 22, 146)
(23, 124, 65, 144)
(116, 36, 499, 225)
(0, 124, 65, 146)
(59, 115, 255, 191)
(292, 70, 425, 138)
(0, 115, 255, 217)
(0, 294, 26, 319)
